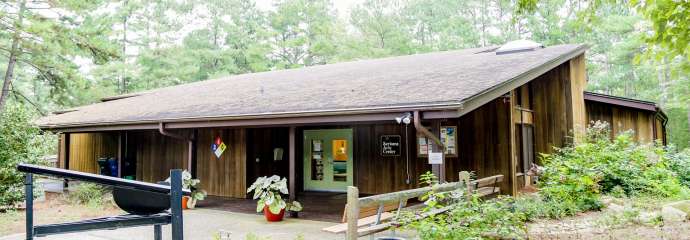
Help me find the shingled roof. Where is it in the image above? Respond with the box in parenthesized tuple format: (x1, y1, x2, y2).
(37, 44, 587, 130)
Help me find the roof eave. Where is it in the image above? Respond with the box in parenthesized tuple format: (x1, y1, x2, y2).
(583, 91, 658, 112)
(39, 102, 464, 132)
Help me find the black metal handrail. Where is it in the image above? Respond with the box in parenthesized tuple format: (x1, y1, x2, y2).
(17, 163, 191, 195)
(18, 163, 185, 240)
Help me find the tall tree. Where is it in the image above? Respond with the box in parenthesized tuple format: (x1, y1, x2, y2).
(0, 0, 118, 112)
(268, 0, 339, 68)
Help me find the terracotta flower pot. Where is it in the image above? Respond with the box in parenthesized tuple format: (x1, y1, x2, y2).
(263, 205, 285, 222)
(182, 196, 190, 210)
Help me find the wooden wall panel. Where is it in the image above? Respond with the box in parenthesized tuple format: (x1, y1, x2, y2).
(612, 107, 655, 143)
(246, 128, 289, 185)
(569, 54, 588, 140)
(585, 101, 615, 139)
(57, 134, 65, 169)
(196, 128, 246, 198)
(446, 99, 514, 195)
(654, 117, 666, 144)
(131, 130, 189, 183)
(354, 124, 428, 195)
(67, 133, 118, 173)
(585, 101, 659, 143)
(530, 63, 573, 155)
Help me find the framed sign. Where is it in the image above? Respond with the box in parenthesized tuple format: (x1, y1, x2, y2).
(440, 126, 457, 156)
(380, 135, 401, 156)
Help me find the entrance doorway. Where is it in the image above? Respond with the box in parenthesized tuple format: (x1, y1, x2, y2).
(303, 129, 353, 192)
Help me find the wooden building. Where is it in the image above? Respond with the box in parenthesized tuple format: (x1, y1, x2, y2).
(584, 92, 667, 144)
(38, 42, 660, 203)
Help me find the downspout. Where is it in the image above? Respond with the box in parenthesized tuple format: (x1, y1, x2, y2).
(413, 111, 446, 181)
(413, 111, 444, 149)
(159, 122, 195, 172)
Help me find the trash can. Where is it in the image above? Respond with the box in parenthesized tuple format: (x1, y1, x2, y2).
(97, 157, 110, 176)
(107, 157, 118, 177)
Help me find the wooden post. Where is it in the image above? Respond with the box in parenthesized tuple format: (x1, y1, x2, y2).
(187, 140, 193, 172)
(346, 186, 359, 240)
(459, 171, 471, 201)
(63, 133, 70, 188)
(509, 91, 518, 196)
(430, 121, 445, 182)
(191, 130, 198, 179)
(288, 126, 297, 217)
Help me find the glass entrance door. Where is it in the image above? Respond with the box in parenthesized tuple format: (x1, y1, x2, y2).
(303, 129, 353, 192)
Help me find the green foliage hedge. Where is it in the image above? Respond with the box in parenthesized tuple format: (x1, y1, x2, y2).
(402, 122, 690, 239)
(538, 121, 690, 218)
(0, 105, 55, 207)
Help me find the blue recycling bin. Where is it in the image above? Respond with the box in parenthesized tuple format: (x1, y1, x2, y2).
(107, 157, 118, 177)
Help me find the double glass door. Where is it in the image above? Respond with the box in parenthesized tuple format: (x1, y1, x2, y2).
(303, 129, 353, 192)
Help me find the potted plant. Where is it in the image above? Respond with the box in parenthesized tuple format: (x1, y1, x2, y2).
(166, 170, 207, 209)
(247, 175, 303, 222)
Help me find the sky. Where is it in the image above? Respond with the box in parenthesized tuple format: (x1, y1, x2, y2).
(255, 0, 364, 19)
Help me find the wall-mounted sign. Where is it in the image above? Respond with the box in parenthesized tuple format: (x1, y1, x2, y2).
(380, 135, 401, 156)
(440, 126, 457, 156)
(428, 152, 443, 164)
(418, 136, 429, 156)
(211, 136, 226, 158)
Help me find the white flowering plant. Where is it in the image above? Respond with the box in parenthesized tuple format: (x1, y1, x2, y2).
(247, 175, 303, 214)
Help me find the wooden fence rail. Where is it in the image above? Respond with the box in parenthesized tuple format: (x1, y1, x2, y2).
(344, 171, 503, 239)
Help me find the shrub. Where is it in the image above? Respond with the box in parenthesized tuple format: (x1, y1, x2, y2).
(69, 183, 110, 208)
(400, 173, 527, 239)
(0, 105, 55, 207)
(537, 121, 690, 218)
(667, 147, 690, 188)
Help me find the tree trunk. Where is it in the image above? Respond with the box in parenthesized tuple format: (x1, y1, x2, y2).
(687, 103, 690, 147)
(0, 1, 25, 112)
(121, 8, 128, 94)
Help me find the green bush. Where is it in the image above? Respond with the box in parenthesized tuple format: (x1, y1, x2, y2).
(0, 105, 55, 207)
(537, 121, 690, 218)
(667, 147, 690, 188)
(69, 183, 109, 208)
(403, 196, 527, 240)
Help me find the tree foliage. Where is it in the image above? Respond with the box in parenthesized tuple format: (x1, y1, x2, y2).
(0, 0, 119, 112)
(0, 0, 688, 148)
(0, 104, 55, 207)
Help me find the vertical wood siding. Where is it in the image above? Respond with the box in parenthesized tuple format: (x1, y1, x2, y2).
(585, 101, 659, 143)
(353, 124, 429, 195)
(568, 54, 588, 139)
(530, 61, 583, 155)
(131, 130, 189, 183)
(65, 133, 118, 173)
(445, 99, 515, 195)
(196, 128, 247, 198)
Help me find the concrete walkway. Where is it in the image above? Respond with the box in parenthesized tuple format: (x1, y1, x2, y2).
(1, 209, 413, 240)
(2, 209, 334, 240)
